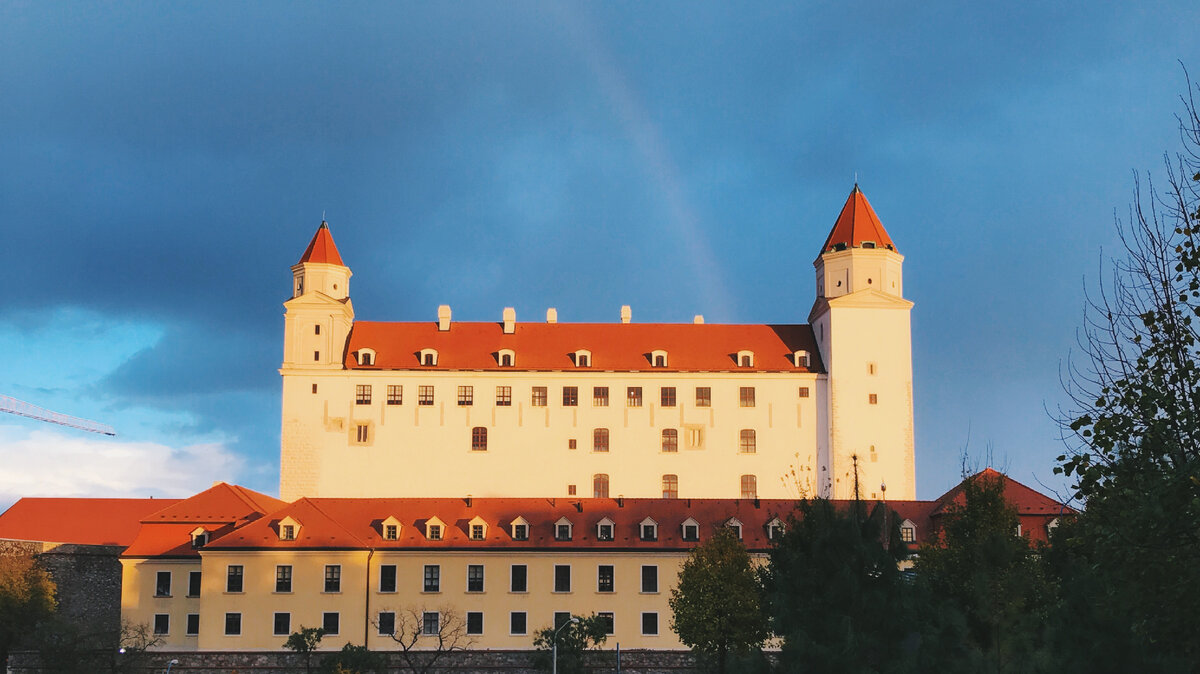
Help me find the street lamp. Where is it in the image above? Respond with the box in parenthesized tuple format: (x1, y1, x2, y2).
(165, 659, 180, 674)
(552, 616, 581, 674)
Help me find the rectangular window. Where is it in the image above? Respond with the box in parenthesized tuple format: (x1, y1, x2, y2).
(458, 385, 474, 406)
(562, 386, 578, 406)
(418, 385, 435, 405)
(312, 383, 318, 394)
(355, 423, 369, 443)
(661, 429, 678, 453)
(511, 565, 528, 593)
(510, 612, 527, 635)
(428, 524, 442, 540)
(662, 474, 679, 499)
(695, 386, 711, 407)
(683, 524, 699, 541)
(186, 613, 199, 636)
(641, 523, 658, 541)
(556, 523, 572, 540)
(496, 386, 512, 406)
(466, 611, 483, 635)
(424, 565, 440, 592)
(155, 571, 171, 597)
(554, 611, 572, 629)
(798, 386, 810, 398)
(355, 384, 372, 405)
(226, 565, 243, 593)
(422, 612, 439, 635)
(471, 427, 488, 451)
(642, 612, 659, 636)
(513, 524, 528, 540)
(554, 564, 571, 593)
(598, 523, 614, 540)
(281, 524, 296, 540)
(387, 384, 403, 405)
(901, 527, 916, 543)
(869, 393, 878, 405)
(740, 387, 756, 407)
(471, 524, 485, 540)
(379, 565, 397, 593)
(273, 612, 290, 636)
(314, 350, 320, 361)
(225, 612, 241, 636)
(627, 386, 642, 407)
(660, 387, 676, 407)
(467, 565, 485, 592)
(531, 386, 547, 406)
(642, 565, 659, 593)
(384, 524, 398, 540)
(598, 612, 615, 636)
(323, 612, 339, 636)
(324, 565, 341, 593)
(378, 611, 395, 636)
(153, 614, 169, 635)
(597, 565, 614, 593)
(593, 386, 609, 406)
(276, 565, 293, 593)
(188, 571, 201, 597)
(741, 474, 758, 499)
(740, 429, 757, 453)
(593, 428, 609, 452)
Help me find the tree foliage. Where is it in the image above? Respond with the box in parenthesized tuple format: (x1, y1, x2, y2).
(0, 552, 56, 670)
(668, 527, 769, 674)
(283, 626, 326, 674)
(530, 614, 609, 674)
(320, 643, 385, 674)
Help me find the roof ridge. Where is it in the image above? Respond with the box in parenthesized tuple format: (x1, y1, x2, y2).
(298, 498, 370, 548)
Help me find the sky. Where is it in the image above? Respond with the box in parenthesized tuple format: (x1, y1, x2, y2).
(2, 1, 1199, 509)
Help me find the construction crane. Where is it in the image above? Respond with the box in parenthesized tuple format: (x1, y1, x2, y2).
(0, 394, 116, 436)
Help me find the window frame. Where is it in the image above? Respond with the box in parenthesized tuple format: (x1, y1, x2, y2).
(695, 386, 711, 407)
(379, 564, 397, 593)
(562, 386, 579, 406)
(224, 612, 242, 636)
(593, 386, 609, 407)
(627, 386, 643, 407)
(273, 612, 291, 637)
(510, 564, 528, 593)
(226, 565, 244, 593)
(386, 384, 403, 405)
(423, 564, 440, 593)
(597, 565, 614, 593)
(187, 570, 201, 598)
(418, 385, 435, 406)
(641, 565, 659, 593)
(739, 386, 756, 407)
(185, 613, 199, 636)
(155, 570, 172, 597)
(641, 612, 659, 636)
(739, 429, 757, 453)
(324, 564, 341, 593)
(275, 564, 293, 593)
(471, 426, 488, 451)
(323, 611, 340, 636)
(660, 386, 676, 407)
(421, 611, 439, 636)
(593, 473, 610, 498)
(355, 384, 372, 405)
(495, 386, 512, 406)
(510, 611, 528, 636)
(662, 474, 679, 499)
(553, 564, 571, 593)
(153, 613, 169, 636)
(467, 564, 485, 593)
(531, 386, 548, 407)
(457, 385, 474, 406)
(466, 611, 484, 636)
(593, 428, 610, 452)
(377, 611, 396, 636)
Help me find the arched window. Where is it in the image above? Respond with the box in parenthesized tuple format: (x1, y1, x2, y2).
(651, 349, 668, 367)
(593, 428, 610, 452)
(737, 350, 755, 368)
(498, 349, 515, 367)
(593, 474, 610, 498)
(740, 474, 757, 499)
(471, 427, 487, 451)
(661, 429, 678, 453)
(739, 429, 756, 453)
(662, 474, 678, 499)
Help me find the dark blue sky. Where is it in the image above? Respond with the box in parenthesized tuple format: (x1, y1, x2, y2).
(2, 2, 1198, 506)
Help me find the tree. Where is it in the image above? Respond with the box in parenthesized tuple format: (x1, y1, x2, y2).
(668, 527, 769, 674)
(530, 614, 609, 674)
(0, 552, 56, 670)
(320, 643, 385, 674)
(376, 607, 472, 674)
(283, 626, 326, 674)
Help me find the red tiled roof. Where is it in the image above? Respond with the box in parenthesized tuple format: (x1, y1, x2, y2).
(0, 498, 180, 546)
(345, 322, 823, 373)
(121, 483, 286, 558)
(930, 468, 1076, 517)
(297, 221, 344, 266)
(819, 185, 896, 254)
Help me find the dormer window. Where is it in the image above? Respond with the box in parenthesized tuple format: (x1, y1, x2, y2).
(419, 348, 439, 366)
(425, 517, 446, 541)
(681, 518, 700, 542)
(510, 516, 530, 541)
(861, 241, 877, 249)
(468, 516, 488, 541)
(766, 518, 785, 541)
(356, 348, 376, 366)
(555, 517, 573, 541)
(596, 517, 615, 542)
(498, 349, 516, 367)
(793, 350, 811, 368)
(574, 350, 592, 368)
(278, 516, 302, 541)
(725, 517, 743, 540)
(900, 519, 917, 543)
(190, 527, 209, 549)
(650, 349, 668, 368)
(381, 516, 402, 541)
(737, 350, 755, 368)
(640, 518, 658, 541)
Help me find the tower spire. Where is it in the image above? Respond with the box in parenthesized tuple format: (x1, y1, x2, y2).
(298, 220, 345, 266)
(818, 185, 895, 255)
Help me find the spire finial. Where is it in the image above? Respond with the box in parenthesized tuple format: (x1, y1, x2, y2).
(321, 209, 327, 226)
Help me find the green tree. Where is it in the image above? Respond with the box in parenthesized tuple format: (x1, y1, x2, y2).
(320, 643, 385, 674)
(0, 552, 57, 670)
(284, 626, 326, 674)
(531, 614, 609, 674)
(668, 527, 769, 674)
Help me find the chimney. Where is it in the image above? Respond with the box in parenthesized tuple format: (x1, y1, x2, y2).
(437, 305, 452, 331)
(618, 496, 624, 507)
(503, 307, 516, 334)
(620, 305, 632, 324)
(693, 314, 704, 324)
(546, 308, 558, 324)
(465, 495, 473, 507)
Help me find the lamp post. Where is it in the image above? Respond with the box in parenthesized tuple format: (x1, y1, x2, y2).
(165, 659, 179, 674)
(552, 616, 581, 674)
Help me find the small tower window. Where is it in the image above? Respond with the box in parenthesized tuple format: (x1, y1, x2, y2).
(314, 325, 321, 335)
(862, 241, 877, 249)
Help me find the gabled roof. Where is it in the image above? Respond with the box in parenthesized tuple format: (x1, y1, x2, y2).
(344, 322, 824, 373)
(0, 498, 179, 546)
(297, 221, 345, 266)
(206, 498, 369, 550)
(141, 483, 286, 524)
(930, 468, 1076, 517)
(819, 185, 896, 255)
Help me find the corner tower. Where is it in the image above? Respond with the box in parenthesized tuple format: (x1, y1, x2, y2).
(809, 186, 915, 500)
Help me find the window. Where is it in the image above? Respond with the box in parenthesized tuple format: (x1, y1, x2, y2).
(642, 612, 659, 636)
(155, 571, 171, 597)
(276, 565, 292, 593)
(554, 611, 573, 629)
(358, 350, 375, 366)
(597, 521, 614, 541)
(799, 386, 810, 398)
(224, 612, 241, 636)
(471, 426, 488, 451)
(510, 612, 527, 635)
(512, 523, 528, 541)
(575, 350, 591, 367)
(325, 565, 341, 593)
(768, 519, 786, 540)
(531, 386, 547, 406)
(355, 423, 369, 443)
(379, 565, 397, 593)
(188, 571, 201, 597)
(660, 387, 676, 407)
(312, 383, 318, 394)
(466, 612, 483, 635)
(640, 521, 658, 541)
(738, 350, 755, 367)
(428, 524, 442, 540)
(598, 612, 615, 635)
(641, 565, 659, 593)
(868, 362, 876, 375)
(682, 521, 699, 541)
(323, 612, 339, 636)
(510, 565, 528, 593)
(314, 350, 320, 361)
(191, 530, 208, 548)
(662, 474, 678, 499)
(726, 518, 743, 539)
(686, 425, 704, 449)
(739, 387, 756, 407)
(652, 350, 668, 367)
(695, 387, 711, 407)
(593, 428, 609, 452)
(740, 474, 758, 499)
(378, 611, 395, 636)
(422, 612, 439, 635)
(556, 521, 572, 541)
(794, 350, 811, 368)
(281, 523, 296, 540)
(387, 384, 402, 405)
(185, 613, 199, 636)
(496, 386, 512, 406)
(273, 612, 290, 636)
(467, 565, 484, 592)
(568, 438, 577, 449)
(418, 385, 434, 405)
(661, 428, 678, 452)
(153, 614, 169, 635)
(598, 565, 614, 592)
(901, 525, 916, 543)
(424, 565, 440, 592)
(356, 384, 372, 404)
(499, 350, 515, 367)
(593, 473, 610, 498)
(421, 349, 437, 366)
(562, 386, 578, 406)
(593, 386, 609, 406)
(384, 524, 398, 540)
(869, 393, 878, 405)
(554, 565, 571, 592)
(627, 387, 642, 407)
(567, 484, 577, 496)
(315, 324, 320, 335)
(226, 565, 243, 593)
(458, 386, 474, 406)
(740, 429, 757, 453)
(471, 523, 485, 540)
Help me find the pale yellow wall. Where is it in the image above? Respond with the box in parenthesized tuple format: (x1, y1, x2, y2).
(120, 558, 202, 650)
